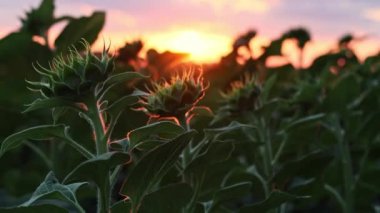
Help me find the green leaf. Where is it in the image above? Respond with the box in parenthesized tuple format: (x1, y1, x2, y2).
(120, 131, 196, 211)
(54, 11, 105, 53)
(0, 125, 66, 157)
(205, 121, 254, 141)
(323, 73, 360, 112)
(0, 33, 52, 109)
(23, 98, 84, 113)
(283, 113, 325, 132)
(64, 152, 130, 189)
(185, 141, 235, 175)
(209, 182, 252, 212)
(111, 200, 132, 213)
(239, 191, 309, 213)
(98, 73, 148, 100)
(132, 140, 166, 152)
(0, 205, 67, 213)
(321, 113, 343, 142)
(138, 183, 193, 213)
(0, 124, 93, 159)
(21, 171, 86, 211)
(107, 90, 146, 112)
(262, 74, 277, 101)
(292, 82, 320, 103)
(103, 72, 148, 86)
(254, 98, 288, 118)
(214, 182, 252, 202)
(271, 151, 332, 186)
(0, 32, 51, 63)
(109, 138, 129, 151)
(0, 32, 32, 57)
(128, 121, 185, 149)
(52, 107, 69, 123)
(246, 166, 268, 198)
(104, 90, 148, 139)
(324, 184, 346, 213)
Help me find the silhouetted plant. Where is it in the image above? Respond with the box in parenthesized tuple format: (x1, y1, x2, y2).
(283, 27, 311, 68)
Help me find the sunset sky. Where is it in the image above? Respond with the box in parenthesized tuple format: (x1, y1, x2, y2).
(1, 0, 380, 65)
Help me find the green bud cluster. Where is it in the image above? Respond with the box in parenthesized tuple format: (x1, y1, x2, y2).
(21, 0, 55, 36)
(220, 73, 261, 116)
(29, 42, 114, 101)
(139, 69, 206, 118)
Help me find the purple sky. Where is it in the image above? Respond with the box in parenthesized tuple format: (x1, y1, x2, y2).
(1, 0, 380, 63)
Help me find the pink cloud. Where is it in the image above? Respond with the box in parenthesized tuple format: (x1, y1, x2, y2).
(181, 0, 281, 14)
(363, 8, 380, 22)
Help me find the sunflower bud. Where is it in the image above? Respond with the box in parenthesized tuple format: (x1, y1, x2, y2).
(219, 73, 261, 117)
(30, 41, 114, 101)
(21, 0, 55, 36)
(139, 68, 207, 119)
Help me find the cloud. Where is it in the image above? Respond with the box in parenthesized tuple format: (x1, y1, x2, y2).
(183, 0, 280, 14)
(105, 9, 137, 30)
(363, 8, 380, 22)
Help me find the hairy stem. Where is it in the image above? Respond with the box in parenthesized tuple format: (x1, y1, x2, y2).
(87, 97, 111, 213)
(338, 135, 354, 213)
(179, 115, 191, 169)
(299, 47, 304, 70)
(187, 173, 204, 213)
(98, 176, 111, 213)
(42, 32, 50, 49)
(258, 117, 273, 179)
(272, 135, 287, 166)
(247, 112, 273, 198)
(87, 98, 108, 155)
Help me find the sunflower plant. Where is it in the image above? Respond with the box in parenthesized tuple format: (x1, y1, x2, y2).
(0, 42, 149, 213)
(209, 72, 331, 212)
(0, 48, 239, 213)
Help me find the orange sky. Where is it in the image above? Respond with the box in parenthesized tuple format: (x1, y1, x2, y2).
(1, 0, 380, 67)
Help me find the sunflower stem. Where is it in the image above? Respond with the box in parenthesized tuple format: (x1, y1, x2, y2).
(87, 97, 108, 155)
(337, 132, 354, 213)
(86, 96, 111, 213)
(179, 115, 192, 181)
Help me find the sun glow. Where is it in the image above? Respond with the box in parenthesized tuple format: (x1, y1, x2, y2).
(146, 30, 231, 63)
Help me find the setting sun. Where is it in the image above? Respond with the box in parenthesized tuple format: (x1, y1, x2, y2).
(146, 30, 231, 63)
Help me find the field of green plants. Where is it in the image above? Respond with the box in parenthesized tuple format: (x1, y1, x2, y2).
(1, 0, 380, 212)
